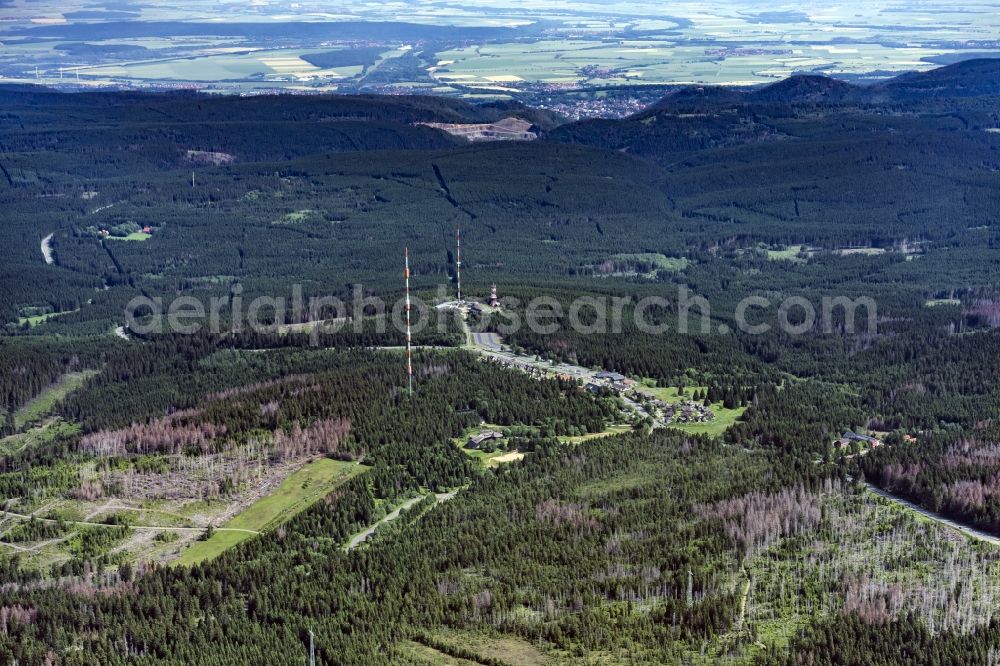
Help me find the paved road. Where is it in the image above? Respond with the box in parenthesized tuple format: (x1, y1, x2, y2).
(471, 331, 503, 351)
(866, 484, 1000, 546)
(469, 343, 662, 427)
(41, 233, 54, 265)
(344, 492, 458, 551)
(344, 496, 423, 550)
(622, 394, 662, 427)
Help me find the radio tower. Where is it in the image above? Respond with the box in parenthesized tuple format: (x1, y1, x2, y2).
(455, 225, 462, 303)
(404, 247, 414, 397)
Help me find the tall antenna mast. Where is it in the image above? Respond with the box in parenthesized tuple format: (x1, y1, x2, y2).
(455, 225, 462, 303)
(404, 247, 414, 397)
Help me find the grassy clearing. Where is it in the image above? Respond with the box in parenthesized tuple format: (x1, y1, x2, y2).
(457, 445, 495, 464)
(276, 317, 350, 335)
(487, 451, 525, 466)
(174, 458, 367, 566)
(435, 628, 551, 665)
(765, 245, 810, 263)
(576, 461, 661, 498)
(17, 308, 81, 327)
(405, 628, 552, 665)
(216, 458, 366, 534)
(172, 527, 246, 566)
(106, 232, 151, 241)
(0, 419, 81, 456)
(14, 371, 96, 430)
(273, 209, 315, 225)
(452, 417, 618, 467)
(666, 404, 746, 437)
(636, 384, 705, 404)
(456, 441, 524, 468)
(453, 424, 531, 468)
(395, 640, 482, 665)
(559, 423, 632, 445)
(925, 298, 961, 307)
(836, 247, 885, 256)
(610, 252, 689, 272)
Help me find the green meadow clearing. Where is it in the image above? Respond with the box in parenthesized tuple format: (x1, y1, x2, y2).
(17, 308, 81, 327)
(105, 232, 151, 241)
(175, 457, 367, 565)
(14, 371, 97, 430)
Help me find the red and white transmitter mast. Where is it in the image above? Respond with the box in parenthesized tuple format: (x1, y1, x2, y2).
(404, 246, 414, 397)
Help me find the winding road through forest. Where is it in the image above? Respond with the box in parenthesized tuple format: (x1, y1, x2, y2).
(344, 496, 426, 551)
(866, 484, 1000, 547)
(40, 233, 54, 264)
(344, 492, 456, 551)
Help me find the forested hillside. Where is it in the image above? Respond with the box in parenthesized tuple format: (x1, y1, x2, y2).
(4, 61, 1000, 664)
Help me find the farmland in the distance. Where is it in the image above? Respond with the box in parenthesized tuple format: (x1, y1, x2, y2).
(3, 0, 1000, 100)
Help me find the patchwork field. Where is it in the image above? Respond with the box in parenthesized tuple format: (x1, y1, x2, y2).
(3, 1, 1000, 93)
(81, 49, 369, 82)
(432, 40, 959, 88)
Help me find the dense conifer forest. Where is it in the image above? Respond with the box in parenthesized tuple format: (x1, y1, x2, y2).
(3, 60, 1000, 664)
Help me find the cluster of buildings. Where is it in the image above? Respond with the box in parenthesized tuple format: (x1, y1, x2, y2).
(487, 357, 554, 381)
(835, 431, 884, 450)
(95, 225, 155, 238)
(833, 431, 921, 455)
(526, 88, 675, 120)
(632, 394, 714, 425)
(585, 371, 636, 394)
(465, 286, 502, 316)
(467, 430, 504, 449)
(658, 400, 715, 425)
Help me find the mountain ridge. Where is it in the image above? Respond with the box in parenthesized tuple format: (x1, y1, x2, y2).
(647, 58, 1000, 110)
